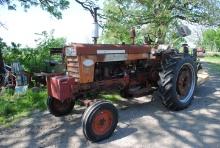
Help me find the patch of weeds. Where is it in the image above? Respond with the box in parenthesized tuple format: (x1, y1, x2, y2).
(0, 88, 47, 126)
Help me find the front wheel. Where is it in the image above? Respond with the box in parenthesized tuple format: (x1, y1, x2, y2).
(82, 101, 118, 142)
(47, 97, 75, 117)
(158, 56, 197, 111)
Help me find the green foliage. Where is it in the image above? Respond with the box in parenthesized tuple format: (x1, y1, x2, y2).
(0, 0, 70, 19)
(2, 30, 66, 72)
(204, 55, 220, 64)
(203, 55, 220, 72)
(30, 30, 66, 72)
(100, 0, 220, 44)
(200, 28, 220, 52)
(99, 91, 122, 102)
(0, 38, 7, 49)
(0, 89, 47, 125)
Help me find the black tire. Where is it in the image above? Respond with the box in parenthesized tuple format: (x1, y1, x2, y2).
(82, 101, 103, 123)
(82, 101, 118, 142)
(47, 96, 75, 117)
(158, 56, 197, 111)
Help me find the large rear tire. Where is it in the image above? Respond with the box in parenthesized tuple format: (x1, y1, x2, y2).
(47, 96, 75, 117)
(158, 56, 197, 111)
(82, 101, 118, 142)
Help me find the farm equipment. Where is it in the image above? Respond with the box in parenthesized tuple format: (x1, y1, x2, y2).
(46, 25, 201, 142)
(33, 47, 66, 86)
(0, 49, 29, 92)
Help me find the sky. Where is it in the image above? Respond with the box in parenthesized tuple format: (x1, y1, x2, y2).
(0, 1, 100, 47)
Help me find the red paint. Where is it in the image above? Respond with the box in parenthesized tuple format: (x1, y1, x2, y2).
(65, 44, 151, 55)
(49, 76, 75, 101)
(92, 110, 113, 136)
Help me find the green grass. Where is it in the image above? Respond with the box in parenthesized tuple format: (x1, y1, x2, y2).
(203, 56, 220, 64)
(0, 88, 122, 126)
(84, 90, 122, 103)
(203, 55, 220, 71)
(99, 91, 122, 102)
(0, 88, 47, 126)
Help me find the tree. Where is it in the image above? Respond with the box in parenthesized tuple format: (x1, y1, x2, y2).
(101, 0, 220, 44)
(0, 0, 70, 19)
(0, 38, 7, 74)
(0, 0, 102, 19)
(200, 28, 220, 52)
(2, 30, 66, 72)
(0, 0, 69, 19)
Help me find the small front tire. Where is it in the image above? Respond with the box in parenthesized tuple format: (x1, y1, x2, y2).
(82, 101, 118, 142)
(47, 97, 75, 117)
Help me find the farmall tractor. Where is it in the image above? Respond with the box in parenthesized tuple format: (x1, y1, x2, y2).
(46, 25, 200, 142)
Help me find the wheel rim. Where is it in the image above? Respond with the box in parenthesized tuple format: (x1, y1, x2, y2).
(52, 99, 72, 113)
(92, 109, 113, 136)
(176, 63, 196, 103)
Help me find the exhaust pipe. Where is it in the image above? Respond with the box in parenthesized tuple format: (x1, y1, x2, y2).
(92, 7, 99, 44)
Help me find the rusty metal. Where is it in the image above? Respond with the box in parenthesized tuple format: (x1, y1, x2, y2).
(47, 43, 162, 103)
(46, 41, 200, 109)
(44, 23, 203, 142)
(65, 44, 156, 84)
(91, 109, 113, 136)
(177, 65, 193, 98)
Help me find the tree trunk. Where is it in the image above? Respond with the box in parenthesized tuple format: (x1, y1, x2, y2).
(0, 48, 5, 74)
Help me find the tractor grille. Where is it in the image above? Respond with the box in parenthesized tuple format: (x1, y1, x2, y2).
(66, 57, 80, 82)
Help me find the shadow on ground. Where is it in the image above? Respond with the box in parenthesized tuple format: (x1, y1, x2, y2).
(0, 62, 220, 147)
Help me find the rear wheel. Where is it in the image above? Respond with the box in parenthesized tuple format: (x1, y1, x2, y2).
(82, 101, 118, 142)
(158, 56, 197, 110)
(47, 97, 75, 116)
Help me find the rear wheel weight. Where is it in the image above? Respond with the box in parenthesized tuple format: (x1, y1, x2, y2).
(82, 101, 118, 142)
(158, 56, 197, 111)
(47, 96, 75, 117)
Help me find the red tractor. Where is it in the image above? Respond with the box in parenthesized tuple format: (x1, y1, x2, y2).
(46, 26, 200, 142)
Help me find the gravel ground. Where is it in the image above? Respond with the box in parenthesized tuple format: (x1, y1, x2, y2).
(0, 63, 220, 148)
